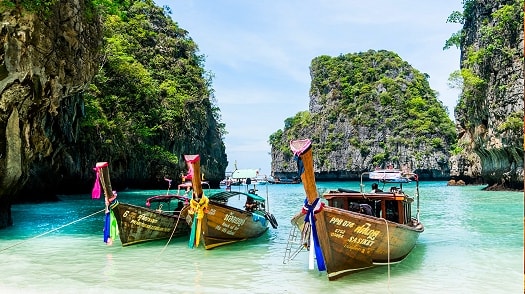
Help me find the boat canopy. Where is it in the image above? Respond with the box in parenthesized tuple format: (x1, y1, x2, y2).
(231, 169, 258, 179)
(367, 169, 412, 183)
(381, 177, 411, 183)
(369, 169, 403, 180)
(208, 191, 265, 202)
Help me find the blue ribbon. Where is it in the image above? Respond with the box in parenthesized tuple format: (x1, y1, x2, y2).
(294, 154, 304, 177)
(103, 211, 111, 243)
(303, 198, 326, 271)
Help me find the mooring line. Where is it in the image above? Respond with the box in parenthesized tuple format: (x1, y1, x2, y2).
(381, 217, 392, 293)
(158, 205, 190, 258)
(0, 209, 105, 253)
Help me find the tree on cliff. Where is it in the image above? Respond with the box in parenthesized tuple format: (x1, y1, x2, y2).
(445, 0, 524, 190)
(0, 0, 228, 228)
(79, 0, 228, 188)
(270, 50, 456, 180)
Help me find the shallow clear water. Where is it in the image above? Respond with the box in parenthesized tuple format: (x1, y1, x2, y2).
(0, 182, 522, 293)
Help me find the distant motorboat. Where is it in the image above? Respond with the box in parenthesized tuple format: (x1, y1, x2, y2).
(268, 176, 301, 184)
(369, 168, 411, 182)
(254, 175, 269, 185)
(226, 168, 269, 189)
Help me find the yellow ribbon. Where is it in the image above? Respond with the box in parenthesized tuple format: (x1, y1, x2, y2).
(188, 195, 209, 247)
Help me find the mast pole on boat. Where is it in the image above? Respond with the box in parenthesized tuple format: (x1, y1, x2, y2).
(265, 178, 270, 212)
(415, 175, 420, 221)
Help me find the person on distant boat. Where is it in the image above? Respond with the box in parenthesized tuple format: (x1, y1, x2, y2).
(371, 183, 383, 193)
(226, 177, 232, 190)
(244, 196, 257, 212)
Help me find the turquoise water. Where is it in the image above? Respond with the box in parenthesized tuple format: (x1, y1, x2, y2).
(0, 182, 522, 293)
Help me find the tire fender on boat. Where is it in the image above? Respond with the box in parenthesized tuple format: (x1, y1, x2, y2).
(264, 212, 278, 229)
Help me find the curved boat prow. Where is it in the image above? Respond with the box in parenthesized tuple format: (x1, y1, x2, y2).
(290, 139, 318, 204)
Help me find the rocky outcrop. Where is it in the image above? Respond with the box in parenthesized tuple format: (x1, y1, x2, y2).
(0, 1, 102, 226)
(271, 50, 456, 181)
(450, 0, 523, 190)
(0, 0, 228, 229)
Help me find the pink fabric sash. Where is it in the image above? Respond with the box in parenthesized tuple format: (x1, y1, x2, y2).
(92, 162, 108, 199)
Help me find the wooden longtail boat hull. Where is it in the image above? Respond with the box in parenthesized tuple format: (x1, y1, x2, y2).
(110, 201, 190, 246)
(289, 138, 424, 281)
(200, 201, 269, 249)
(291, 207, 423, 280)
(185, 155, 274, 250)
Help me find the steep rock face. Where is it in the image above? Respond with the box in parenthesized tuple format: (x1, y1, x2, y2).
(0, 1, 102, 226)
(450, 0, 524, 189)
(0, 1, 229, 230)
(72, 1, 228, 192)
(271, 50, 456, 181)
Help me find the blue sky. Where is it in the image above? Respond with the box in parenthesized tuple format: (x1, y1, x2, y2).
(154, 0, 463, 175)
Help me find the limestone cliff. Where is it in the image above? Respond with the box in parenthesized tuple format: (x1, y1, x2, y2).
(270, 50, 456, 181)
(0, 0, 102, 227)
(0, 0, 228, 228)
(449, 0, 523, 190)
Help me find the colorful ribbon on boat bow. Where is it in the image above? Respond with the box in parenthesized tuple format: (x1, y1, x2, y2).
(92, 162, 117, 245)
(188, 195, 209, 248)
(303, 197, 326, 271)
(91, 162, 108, 199)
(104, 204, 118, 245)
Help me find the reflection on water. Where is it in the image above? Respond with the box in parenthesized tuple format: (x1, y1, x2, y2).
(0, 182, 522, 293)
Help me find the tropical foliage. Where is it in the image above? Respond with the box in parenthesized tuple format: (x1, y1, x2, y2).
(446, 0, 524, 145)
(80, 0, 226, 180)
(270, 50, 456, 170)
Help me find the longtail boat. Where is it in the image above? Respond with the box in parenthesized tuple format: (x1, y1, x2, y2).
(186, 155, 278, 250)
(285, 139, 424, 281)
(93, 161, 194, 246)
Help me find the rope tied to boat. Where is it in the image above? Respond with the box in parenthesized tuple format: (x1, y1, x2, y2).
(301, 197, 326, 271)
(188, 195, 209, 219)
(158, 205, 190, 257)
(0, 209, 105, 253)
(380, 217, 392, 291)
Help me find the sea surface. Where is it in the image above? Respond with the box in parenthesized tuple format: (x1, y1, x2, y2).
(0, 181, 523, 293)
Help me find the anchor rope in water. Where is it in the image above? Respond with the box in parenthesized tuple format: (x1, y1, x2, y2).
(0, 209, 105, 253)
(158, 205, 190, 257)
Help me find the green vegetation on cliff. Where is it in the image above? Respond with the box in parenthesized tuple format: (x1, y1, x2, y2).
(0, 0, 227, 193)
(270, 50, 456, 174)
(81, 0, 227, 183)
(446, 0, 524, 144)
(443, 0, 524, 189)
